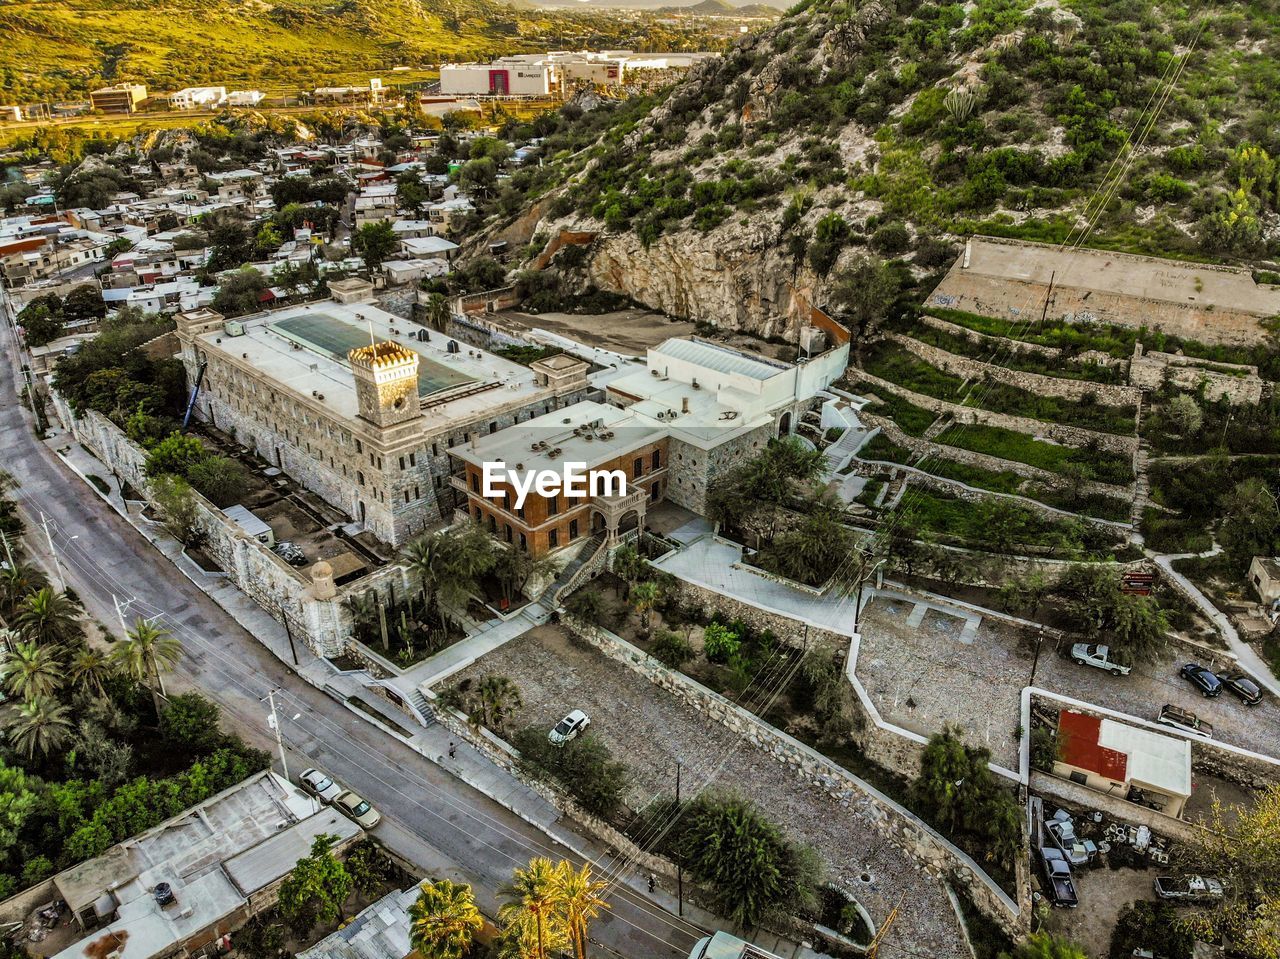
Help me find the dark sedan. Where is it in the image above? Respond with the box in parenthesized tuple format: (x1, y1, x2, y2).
(1180, 663, 1223, 698)
(1223, 674, 1263, 705)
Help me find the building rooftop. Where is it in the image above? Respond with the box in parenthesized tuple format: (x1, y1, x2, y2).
(1057, 709, 1191, 797)
(451, 400, 666, 473)
(651, 337, 790, 381)
(195, 301, 544, 430)
(52, 772, 360, 959)
(296, 886, 419, 959)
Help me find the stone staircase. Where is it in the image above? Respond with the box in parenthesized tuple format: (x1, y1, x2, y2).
(407, 688, 438, 728)
(1130, 397, 1151, 528)
(823, 424, 872, 473)
(545, 531, 607, 606)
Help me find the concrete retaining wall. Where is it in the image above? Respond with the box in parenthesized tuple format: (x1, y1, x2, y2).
(889, 332, 1143, 407)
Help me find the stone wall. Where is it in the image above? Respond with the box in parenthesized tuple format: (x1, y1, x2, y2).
(917, 314, 1075, 362)
(860, 411, 1133, 506)
(1128, 346, 1265, 405)
(50, 398, 407, 658)
(888, 332, 1143, 407)
(0, 878, 57, 926)
(559, 614, 1031, 936)
(664, 425, 772, 515)
(852, 370, 1139, 455)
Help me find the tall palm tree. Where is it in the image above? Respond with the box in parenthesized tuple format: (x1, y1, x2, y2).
(69, 647, 115, 699)
(499, 858, 565, 959)
(629, 581, 660, 636)
(112, 619, 181, 715)
(401, 524, 494, 631)
(0, 561, 47, 619)
(0, 640, 64, 699)
(7, 694, 73, 759)
(553, 861, 610, 959)
(476, 675, 522, 734)
(408, 879, 484, 959)
(16, 587, 83, 647)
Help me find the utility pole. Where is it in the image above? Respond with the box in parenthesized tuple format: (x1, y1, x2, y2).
(277, 599, 300, 666)
(264, 688, 289, 781)
(675, 760, 683, 917)
(40, 512, 66, 592)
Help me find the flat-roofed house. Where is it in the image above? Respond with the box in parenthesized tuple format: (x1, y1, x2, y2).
(1053, 709, 1192, 818)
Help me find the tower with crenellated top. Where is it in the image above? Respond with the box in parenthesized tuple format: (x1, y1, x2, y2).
(348, 341, 421, 430)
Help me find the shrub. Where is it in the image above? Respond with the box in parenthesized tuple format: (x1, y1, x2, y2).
(702, 622, 741, 663)
(870, 222, 911, 255)
(650, 630, 694, 668)
(512, 728, 628, 817)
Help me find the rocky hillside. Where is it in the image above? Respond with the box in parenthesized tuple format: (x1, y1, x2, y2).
(495, 0, 1280, 339)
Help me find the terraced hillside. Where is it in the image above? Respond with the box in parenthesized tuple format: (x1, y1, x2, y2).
(486, 0, 1280, 340)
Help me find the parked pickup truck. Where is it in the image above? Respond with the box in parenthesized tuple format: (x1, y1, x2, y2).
(1154, 875, 1224, 902)
(1040, 848, 1079, 907)
(1070, 643, 1132, 676)
(1156, 704, 1214, 739)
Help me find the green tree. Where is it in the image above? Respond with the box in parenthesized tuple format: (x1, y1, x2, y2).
(353, 220, 398, 273)
(186, 455, 249, 507)
(671, 792, 821, 929)
(1165, 394, 1203, 438)
(1, 641, 64, 699)
(113, 619, 182, 717)
(401, 524, 495, 631)
(512, 727, 628, 817)
(397, 171, 431, 217)
(0, 758, 39, 860)
(145, 433, 206, 478)
(0, 561, 47, 620)
(6, 694, 73, 759)
(210, 268, 271, 318)
(499, 858, 568, 959)
(149, 473, 203, 546)
(160, 692, 223, 753)
(831, 255, 899, 346)
(278, 834, 353, 935)
(344, 840, 392, 897)
(702, 622, 740, 663)
(18, 302, 64, 348)
(629, 580, 660, 635)
(423, 291, 451, 328)
(1220, 477, 1280, 568)
(1001, 933, 1088, 959)
(492, 543, 557, 605)
(1059, 565, 1169, 663)
(16, 586, 83, 647)
(68, 647, 114, 699)
(408, 879, 485, 959)
(552, 860, 609, 959)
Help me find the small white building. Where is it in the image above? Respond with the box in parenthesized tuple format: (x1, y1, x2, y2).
(226, 90, 265, 107)
(440, 61, 555, 97)
(168, 86, 227, 110)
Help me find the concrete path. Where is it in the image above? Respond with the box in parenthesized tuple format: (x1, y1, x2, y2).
(1153, 545, 1280, 697)
(652, 534, 859, 636)
(389, 601, 551, 692)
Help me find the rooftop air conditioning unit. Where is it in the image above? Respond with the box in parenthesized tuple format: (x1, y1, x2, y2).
(584, 434, 593, 441)
(548, 448, 559, 459)
(223, 320, 246, 337)
(530, 443, 540, 451)
(650, 369, 660, 377)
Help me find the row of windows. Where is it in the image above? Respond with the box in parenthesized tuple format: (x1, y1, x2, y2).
(471, 507, 581, 551)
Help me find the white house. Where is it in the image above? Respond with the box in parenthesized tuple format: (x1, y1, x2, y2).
(168, 86, 227, 110)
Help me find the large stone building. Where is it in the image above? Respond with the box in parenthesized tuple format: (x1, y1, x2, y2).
(174, 299, 590, 545)
(452, 327, 851, 556)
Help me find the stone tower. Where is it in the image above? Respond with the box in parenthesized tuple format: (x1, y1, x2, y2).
(348, 341, 421, 429)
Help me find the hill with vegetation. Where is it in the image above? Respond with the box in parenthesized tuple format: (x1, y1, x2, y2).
(0, 0, 731, 102)
(485, 0, 1280, 339)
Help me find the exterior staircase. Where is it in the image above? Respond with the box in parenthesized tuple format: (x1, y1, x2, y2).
(407, 688, 438, 728)
(823, 424, 872, 473)
(545, 531, 607, 606)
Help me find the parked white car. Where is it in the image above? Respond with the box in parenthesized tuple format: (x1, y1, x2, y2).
(1070, 643, 1131, 676)
(299, 767, 344, 804)
(549, 709, 590, 746)
(335, 790, 382, 828)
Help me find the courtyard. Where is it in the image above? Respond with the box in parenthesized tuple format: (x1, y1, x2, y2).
(447, 623, 972, 959)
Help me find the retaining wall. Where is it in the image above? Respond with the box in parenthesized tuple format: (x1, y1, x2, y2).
(888, 332, 1144, 407)
(852, 371, 1139, 455)
(559, 614, 1031, 936)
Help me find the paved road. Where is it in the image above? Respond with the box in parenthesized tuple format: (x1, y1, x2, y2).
(0, 313, 708, 959)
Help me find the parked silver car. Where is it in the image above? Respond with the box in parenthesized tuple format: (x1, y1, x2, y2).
(300, 767, 344, 804)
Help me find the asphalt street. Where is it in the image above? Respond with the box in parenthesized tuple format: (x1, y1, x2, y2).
(0, 310, 709, 959)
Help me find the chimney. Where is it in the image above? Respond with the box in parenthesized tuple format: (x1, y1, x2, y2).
(681, 396, 689, 414)
(470, 432, 477, 450)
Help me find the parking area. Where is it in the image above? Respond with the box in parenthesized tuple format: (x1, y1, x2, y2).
(1042, 864, 1158, 958)
(857, 592, 1280, 768)
(448, 624, 971, 959)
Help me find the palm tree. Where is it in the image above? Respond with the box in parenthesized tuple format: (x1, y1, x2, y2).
(69, 647, 115, 699)
(499, 858, 566, 959)
(401, 524, 495, 632)
(476, 675, 522, 733)
(553, 861, 610, 959)
(16, 587, 83, 647)
(112, 619, 181, 715)
(408, 879, 484, 959)
(1, 640, 64, 699)
(0, 561, 47, 619)
(7, 694, 73, 759)
(629, 581, 660, 636)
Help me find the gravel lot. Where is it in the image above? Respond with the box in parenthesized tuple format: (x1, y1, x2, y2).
(451, 624, 970, 959)
(858, 593, 1280, 769)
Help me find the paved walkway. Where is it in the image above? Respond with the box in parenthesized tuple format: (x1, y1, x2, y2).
(389, 601, 551, 692)
(653, 534, 858, 636)
(1153, 545, 1280, 697)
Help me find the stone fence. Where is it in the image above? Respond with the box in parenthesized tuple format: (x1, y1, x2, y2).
(888, 333, 1144, 408)
(49, 395, 409, 659)
(859, 411, 1133, 505)
(559, 613, 1031, 937)
(853, 370, 1139, 455)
